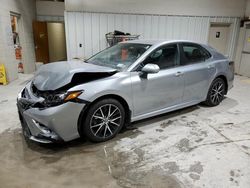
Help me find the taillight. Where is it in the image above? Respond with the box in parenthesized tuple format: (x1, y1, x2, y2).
(229, 61, 234, 73)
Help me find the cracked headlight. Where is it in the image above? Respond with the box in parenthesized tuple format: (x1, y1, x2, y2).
(42, 91, 83, 107)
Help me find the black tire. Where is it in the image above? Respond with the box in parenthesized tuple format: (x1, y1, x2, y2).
(82, 98, 125, 142)
(204, 78, 226, 107)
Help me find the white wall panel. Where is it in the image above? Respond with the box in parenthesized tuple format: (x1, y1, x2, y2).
(107, 14, 115, 32)
(84, 13, 92, 58)
(151, 16, 159, 39)
(75, 12, 84, 58)
(144, 15, 152, 39)
(136, 15, 145, 39)
(130, 15, 137, 35)
(122, 14, 129, 32)
(92, 13, 100, 55)
(158, 16, 166, 39)
(66, 13, 77, 59)
(99, 13, 108, 51)
(114, 14, 121, 31)
(167, 16, 173, 39)
(65, 12, 240, 61)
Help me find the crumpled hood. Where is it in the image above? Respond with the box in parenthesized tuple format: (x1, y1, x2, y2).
(33, 60, 117, 91)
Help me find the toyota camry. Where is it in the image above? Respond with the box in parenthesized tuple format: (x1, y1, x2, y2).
(17, 40, 234, 143)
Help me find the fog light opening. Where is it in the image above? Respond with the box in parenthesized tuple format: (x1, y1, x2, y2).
(32, 119, 51, 134)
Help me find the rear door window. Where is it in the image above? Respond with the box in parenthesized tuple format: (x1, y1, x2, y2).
(181, 43, 211, 65)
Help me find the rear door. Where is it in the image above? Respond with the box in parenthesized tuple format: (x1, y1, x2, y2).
(179, 43, 212, 103)
(131, 43, 185, 117)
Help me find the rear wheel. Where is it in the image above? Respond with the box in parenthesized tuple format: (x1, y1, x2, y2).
(82, 98, 125, 142)
(204, 78, 226, 106)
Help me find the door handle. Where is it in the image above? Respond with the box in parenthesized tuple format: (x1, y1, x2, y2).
(175, 72, 183, 77)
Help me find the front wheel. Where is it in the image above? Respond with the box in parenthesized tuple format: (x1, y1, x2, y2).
(204, 78, 226, 107)
(82, 98, 125, 142)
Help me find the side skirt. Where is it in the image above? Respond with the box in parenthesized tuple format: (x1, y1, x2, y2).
(131, 100, 201, 122)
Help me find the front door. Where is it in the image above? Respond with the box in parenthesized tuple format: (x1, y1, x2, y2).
(131, 44, 184, 117)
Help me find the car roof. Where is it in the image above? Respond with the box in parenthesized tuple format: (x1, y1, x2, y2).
(123, 39, 205, 46)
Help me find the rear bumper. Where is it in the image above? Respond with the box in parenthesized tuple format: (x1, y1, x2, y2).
(17, 88, 86, 144)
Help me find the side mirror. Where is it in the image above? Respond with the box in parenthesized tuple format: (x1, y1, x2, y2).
(141, 64, 160, 74)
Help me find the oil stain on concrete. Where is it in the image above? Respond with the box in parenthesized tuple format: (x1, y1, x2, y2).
(0, 127, 184, 188)
(0, 129, 120, 188)
(108, 148, 183, 188)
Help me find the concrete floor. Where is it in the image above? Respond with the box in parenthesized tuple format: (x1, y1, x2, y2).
(0, 74, 250, 188)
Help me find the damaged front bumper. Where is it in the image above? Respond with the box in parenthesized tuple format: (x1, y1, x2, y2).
(17, 86, 86, 144)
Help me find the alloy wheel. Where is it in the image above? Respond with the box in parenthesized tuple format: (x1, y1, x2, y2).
(210, 81, 224, 104)
(90, 104, 122, 138)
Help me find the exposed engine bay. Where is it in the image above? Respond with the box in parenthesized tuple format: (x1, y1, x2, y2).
(19, 60, 117, 109)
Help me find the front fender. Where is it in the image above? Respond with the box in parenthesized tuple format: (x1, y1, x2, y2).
(87, 90, 133, 111)
(68, 72, 133, 112)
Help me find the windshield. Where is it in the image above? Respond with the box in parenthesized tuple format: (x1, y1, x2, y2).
(86, 43, 151, 71)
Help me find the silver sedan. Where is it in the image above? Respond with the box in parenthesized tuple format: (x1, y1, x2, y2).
(17, 40, 234, 143)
